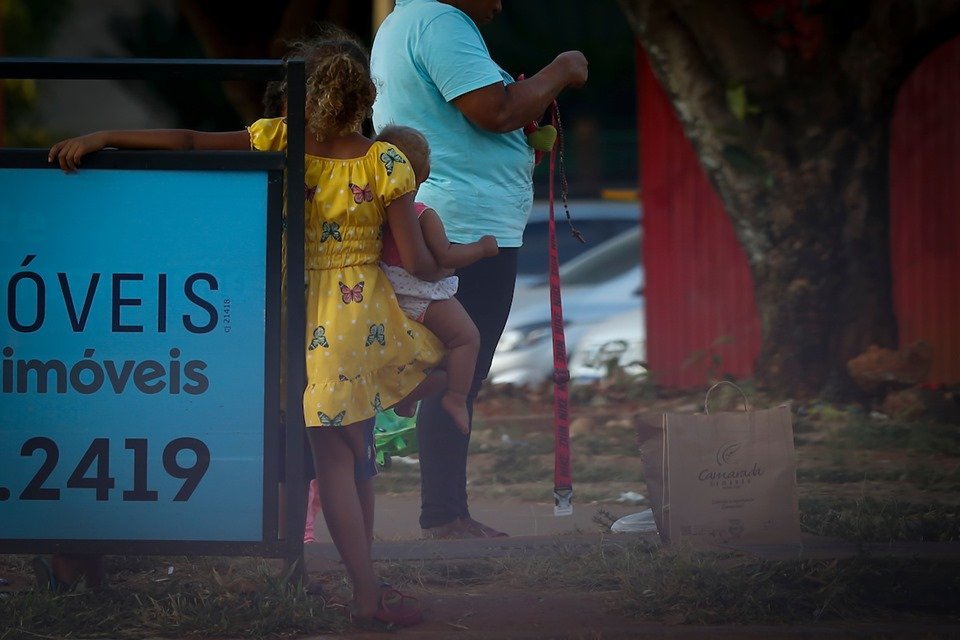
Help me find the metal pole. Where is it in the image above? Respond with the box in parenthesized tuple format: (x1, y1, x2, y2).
(0, 14, 6, 147)
(282, 57, 308, 572)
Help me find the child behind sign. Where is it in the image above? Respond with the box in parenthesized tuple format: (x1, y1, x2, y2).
(48, 26, 441, 627)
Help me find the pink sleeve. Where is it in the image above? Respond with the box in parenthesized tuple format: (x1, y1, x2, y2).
(383, 202, 432, 266)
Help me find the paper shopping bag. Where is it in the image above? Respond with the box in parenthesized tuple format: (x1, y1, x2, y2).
(637, 388, 802, 547)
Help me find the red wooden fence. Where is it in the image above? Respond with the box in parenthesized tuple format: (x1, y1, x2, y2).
(889, 35, 960, 385)
(639, 33, 960, 388)
(637, 48, 761, 389)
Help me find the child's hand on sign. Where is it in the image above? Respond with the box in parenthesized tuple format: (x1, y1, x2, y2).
(48, 133, 108, 172)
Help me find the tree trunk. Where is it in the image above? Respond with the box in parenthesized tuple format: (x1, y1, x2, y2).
(620, 0, 960, 397)
(751, 120, 895, 397)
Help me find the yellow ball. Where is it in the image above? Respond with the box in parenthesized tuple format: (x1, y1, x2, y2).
(527, 124, 558, 152)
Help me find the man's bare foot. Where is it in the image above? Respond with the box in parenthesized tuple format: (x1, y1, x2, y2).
(441, 392, 470, 435)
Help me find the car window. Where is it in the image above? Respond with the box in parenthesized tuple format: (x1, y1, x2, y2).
(560, 227, 642, 286)
(518, 219, 637, 276)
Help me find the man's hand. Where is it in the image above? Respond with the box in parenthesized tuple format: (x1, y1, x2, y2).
(555, 51, 588, 89)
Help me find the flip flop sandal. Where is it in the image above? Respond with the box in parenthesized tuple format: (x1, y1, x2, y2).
(350, 588, 422, 629)
(325, 579, 393, 608)
(375, 588, 423, 627)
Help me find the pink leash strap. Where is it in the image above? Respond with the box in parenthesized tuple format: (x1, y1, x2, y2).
(547, 102, 573, 516)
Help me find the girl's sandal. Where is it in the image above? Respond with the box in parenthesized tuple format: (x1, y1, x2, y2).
(352, 588, 423, 629)
(377, 588, 423, 626)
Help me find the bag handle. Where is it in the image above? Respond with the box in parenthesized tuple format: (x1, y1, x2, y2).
(704, 381, 749, 414)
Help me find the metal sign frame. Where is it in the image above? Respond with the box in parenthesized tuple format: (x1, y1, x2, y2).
(0, 58, 307, 560)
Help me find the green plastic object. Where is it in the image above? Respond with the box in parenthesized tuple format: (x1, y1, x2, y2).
(374, 406, 418, 467)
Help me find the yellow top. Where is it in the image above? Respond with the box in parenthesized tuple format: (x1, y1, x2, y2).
(250, 118, 444, 427)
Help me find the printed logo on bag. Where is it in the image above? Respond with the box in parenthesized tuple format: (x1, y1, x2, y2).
(715, 442, 741, 466)
(698, 441, 763, 488)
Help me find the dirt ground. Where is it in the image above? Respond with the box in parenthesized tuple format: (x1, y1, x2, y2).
(324, 382, 960, 639)
(336, 585, 645, 640)
(4, 382, 959, 639)
(338, 584, 960, 640)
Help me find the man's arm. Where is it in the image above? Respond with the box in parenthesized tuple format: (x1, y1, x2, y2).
(452, 51, 588, 133)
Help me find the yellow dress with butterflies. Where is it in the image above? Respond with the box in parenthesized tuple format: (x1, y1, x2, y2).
(249, 118, 444, 428)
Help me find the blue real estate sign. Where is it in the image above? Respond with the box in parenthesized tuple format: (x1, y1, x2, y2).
(0, 167, 268, 543)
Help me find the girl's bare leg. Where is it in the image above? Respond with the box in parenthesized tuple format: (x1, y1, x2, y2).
(307, 420, 380, 617)
(421, 299, 479, 435)
(357, 476, 375, 550)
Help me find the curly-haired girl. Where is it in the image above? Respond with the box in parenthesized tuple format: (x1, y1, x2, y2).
(48, 26, 441, 627)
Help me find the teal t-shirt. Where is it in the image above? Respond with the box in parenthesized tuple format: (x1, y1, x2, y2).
(371, 0, 534, 247)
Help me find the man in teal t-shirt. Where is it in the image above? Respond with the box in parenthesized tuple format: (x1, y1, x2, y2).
(371, 0, 587, 539)
(372, 1, 532, 246)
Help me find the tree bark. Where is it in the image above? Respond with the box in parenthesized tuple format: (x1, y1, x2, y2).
(620, 0, 960, 396)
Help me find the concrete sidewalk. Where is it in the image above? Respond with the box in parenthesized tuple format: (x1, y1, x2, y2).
(305, 493, 641, 567)
(304, 493, 960, 566)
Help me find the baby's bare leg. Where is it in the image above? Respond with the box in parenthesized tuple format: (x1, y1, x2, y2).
(421, 298, 479, 435)
(393, 369, 446, 417)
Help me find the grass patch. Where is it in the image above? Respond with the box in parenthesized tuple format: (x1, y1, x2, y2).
(7, 544, 960, 633)
(0, 555, 345, 639)
(383, 541, 960, 625)
(379, 558, 506, 589)
(800, 497, 960, 542)
(836, 418, 960, 455)
(798, 467, 904, 484)
(481, 445, 550, 485)
(611, 547, 960, 623)
(798, 464, 960, 491)
(902, 464, 960, 491)
(572, 458, 641, 483)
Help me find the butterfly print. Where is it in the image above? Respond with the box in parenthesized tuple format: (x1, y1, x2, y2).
(379, 147, 406, 175)
(339, 281, 364, 304)
(318, 410, 346, 427)
(304, 183, 318, 201)
(338, 374, 349, 381)
(371, 392, 384, 413)
(321, 221, 342, 242)
(308, 326, 329, 350)
(365, 323, 386, 347)
(349, 182, 374, 204)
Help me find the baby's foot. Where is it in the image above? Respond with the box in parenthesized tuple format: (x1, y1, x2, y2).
(393, 401, 417, 418)
(441, 393, 470, 435)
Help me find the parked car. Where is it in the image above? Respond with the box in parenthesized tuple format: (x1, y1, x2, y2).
(489, 226, 643, 386)
(515, 199, 640, 288)
(567, 307, 647, 382)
